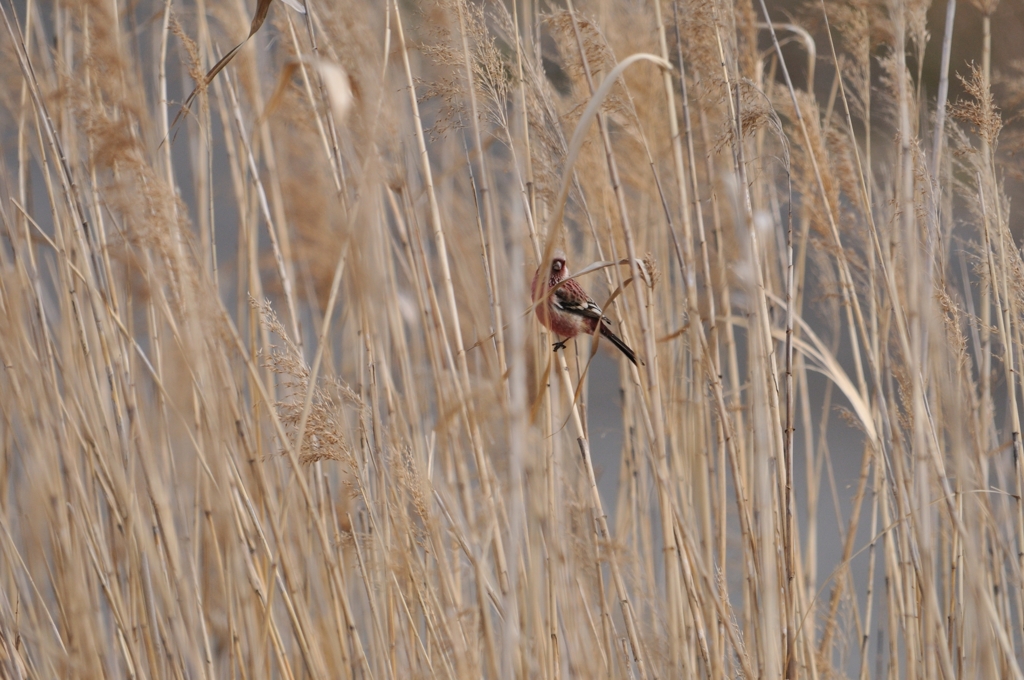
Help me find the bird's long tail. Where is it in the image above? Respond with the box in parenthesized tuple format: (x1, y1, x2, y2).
(599, 323, 643, 367)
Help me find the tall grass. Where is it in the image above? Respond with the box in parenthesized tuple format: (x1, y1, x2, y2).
(1, 0, 1022, 677)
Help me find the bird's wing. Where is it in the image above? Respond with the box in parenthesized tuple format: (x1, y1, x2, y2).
(553, 287, 603, 319)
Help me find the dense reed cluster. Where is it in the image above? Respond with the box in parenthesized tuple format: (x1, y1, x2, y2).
(1, 0, 1023, 677)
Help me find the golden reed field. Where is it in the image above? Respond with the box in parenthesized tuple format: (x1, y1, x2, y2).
(2, 0, 1024, 677)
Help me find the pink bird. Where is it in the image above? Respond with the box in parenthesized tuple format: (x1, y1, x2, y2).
(531, 250, 641, 366)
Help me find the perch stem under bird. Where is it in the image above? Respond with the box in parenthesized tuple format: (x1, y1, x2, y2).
(531, 251, 643, 367)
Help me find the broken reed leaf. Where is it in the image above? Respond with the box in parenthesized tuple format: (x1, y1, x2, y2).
(278, 0, 307, 14)
(170, 0, 296, 134)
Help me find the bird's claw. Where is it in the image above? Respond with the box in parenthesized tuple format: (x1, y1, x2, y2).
(552, 340, 568, 352)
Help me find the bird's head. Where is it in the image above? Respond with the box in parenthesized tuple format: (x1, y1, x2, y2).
(549, 250, 568, 284)
(531, 249, 570, 303)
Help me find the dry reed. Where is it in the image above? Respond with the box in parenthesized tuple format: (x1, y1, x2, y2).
(1, 0, 1023, 677)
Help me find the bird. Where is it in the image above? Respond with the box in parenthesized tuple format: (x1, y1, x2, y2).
(531, 250, 641, 366)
